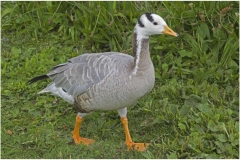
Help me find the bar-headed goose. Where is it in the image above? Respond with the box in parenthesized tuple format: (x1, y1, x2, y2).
(29, 12, 178, 151)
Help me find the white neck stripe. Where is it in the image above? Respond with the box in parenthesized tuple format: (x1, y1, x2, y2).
(131, 31, 148, 76)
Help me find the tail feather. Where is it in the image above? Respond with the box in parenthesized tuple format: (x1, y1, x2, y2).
(38, 83, 54, 94)
(28, 75, 49, 84)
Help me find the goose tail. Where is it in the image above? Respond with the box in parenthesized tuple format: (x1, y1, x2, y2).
(28, 75, 49, 84)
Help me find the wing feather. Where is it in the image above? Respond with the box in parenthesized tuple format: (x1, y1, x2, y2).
(42, 52, 133, 97)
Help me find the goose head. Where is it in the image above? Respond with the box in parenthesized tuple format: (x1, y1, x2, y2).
(135, 13, 178, 38)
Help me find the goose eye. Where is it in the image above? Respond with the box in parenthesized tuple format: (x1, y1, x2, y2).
(153, 22, 158, 25)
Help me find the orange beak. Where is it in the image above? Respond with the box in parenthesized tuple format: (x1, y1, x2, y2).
(162, 25, 179, 37)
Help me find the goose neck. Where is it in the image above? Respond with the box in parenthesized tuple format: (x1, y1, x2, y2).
(132, 32, 151, 75)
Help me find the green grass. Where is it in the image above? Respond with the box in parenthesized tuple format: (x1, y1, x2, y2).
(1, 1, 239, 159)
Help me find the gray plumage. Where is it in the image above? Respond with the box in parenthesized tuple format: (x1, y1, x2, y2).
(45, 52, 131, 97)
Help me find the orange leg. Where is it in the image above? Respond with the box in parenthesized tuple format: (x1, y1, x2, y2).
(71, 115, 94, 145)
(121, 117, 150, 151)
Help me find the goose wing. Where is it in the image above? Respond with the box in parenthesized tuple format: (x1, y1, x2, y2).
(40, 52, 133, 99)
